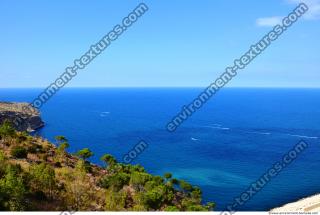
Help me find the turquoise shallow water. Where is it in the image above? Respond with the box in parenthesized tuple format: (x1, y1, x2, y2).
(1, 88, 320, 210)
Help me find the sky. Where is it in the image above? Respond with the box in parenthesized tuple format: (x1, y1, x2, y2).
(0, 0, 319, 88)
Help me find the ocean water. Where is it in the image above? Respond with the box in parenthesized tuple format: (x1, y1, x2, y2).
(0, 88, 320, 210)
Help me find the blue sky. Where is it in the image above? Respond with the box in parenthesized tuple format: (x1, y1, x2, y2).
(0, 0, 319, 88)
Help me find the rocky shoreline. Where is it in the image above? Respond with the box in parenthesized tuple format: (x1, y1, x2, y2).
(0, 102, 44, 132)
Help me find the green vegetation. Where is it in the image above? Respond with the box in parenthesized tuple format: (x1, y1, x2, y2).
(10, 146, 27, 158)
(76, 148, 94, 160)
(100, 154, 117, 167)
(0, 121, 215, 211)
(0, 120, 15, 140)
(164, 172, 172, 180)
(56, 135, 69, 152)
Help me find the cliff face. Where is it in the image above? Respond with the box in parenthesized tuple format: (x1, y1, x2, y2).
(0, 102, 44, 132)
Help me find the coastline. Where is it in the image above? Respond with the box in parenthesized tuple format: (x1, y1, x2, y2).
(0, 102, 44, 132)
(271, 193, 320, 212)
(0, 120, 215, 211)
(1, 92, 319, 211)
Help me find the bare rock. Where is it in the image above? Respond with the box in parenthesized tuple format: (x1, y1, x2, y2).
(0, 102, 44, 132)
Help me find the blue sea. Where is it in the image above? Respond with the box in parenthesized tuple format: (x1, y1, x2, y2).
(1, 88, 320, 211)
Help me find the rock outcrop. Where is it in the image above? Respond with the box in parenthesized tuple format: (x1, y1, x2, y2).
(0, 102, 44, 132)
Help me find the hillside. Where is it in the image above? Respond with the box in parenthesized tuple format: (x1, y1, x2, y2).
(0, 120, 215, 211)
(0, 102, 44, 132)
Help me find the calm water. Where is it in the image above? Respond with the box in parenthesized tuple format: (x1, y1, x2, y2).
(1, 88, 320, 210)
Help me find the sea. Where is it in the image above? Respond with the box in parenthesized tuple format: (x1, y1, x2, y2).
(0, 87, 320, 211)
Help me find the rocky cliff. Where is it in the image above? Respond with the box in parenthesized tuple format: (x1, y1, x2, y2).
(0, 102, 44, 132)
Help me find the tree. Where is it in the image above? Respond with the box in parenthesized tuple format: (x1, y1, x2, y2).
(99, 172, 130, 191)
(55, 136, 69, 151)
(55, 135, 67, 143)
(0, 120, 16, 142)
(54, 136, 70, 165)
(170, 178, 179, 185)
(141, 186, 165, 210)
(63, 160, 94, 210)
(152, 175, 164, 185)
(163, 172, 172, 185)
(206, 202, 216, 211)
(0, 164, 27, 210)
(55, 135, 69, 154)
(56, 142, 69, 163)
(58, 142, 69, 152)
(144, 180, 157, 191)
(100, 154, 117, 167)
(130, 172, 152, 191)
(29, 163, 56, 199)
(179, 180, 193, 192)
(190, 186, 202, 202)
(181, 199, 208, 211)
(76, 148, 93, 161)
(164, 172, 172, 180)
(132, 164, 145, 173)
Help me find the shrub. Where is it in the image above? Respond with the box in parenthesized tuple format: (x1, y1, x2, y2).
(105, 190, 127, 211)
(164, 206, 180, 211)
(0, 164, 27, 210)
(142, 188, 164, 210)
(57, 142, 69, 152)
(170, 178, 179, 185)
(0, 120, 15, 139)
(99, 172, 130, 191)
(39, 153, 48, 161)
(100, 154, 117, 167)
(153, 175, 164, 185)
(130, 172, 152, 191)
(144, 180, 157, 191)
(54, 161, 62, 168)
(33, 190, 47, 200)
(55, 135, 67, 143)
(17, 132, 29, 143)
(206, 202, 216, 211)
(132, 164, 145, 173)
(0, 150, 7, 162)
(28, 144, 43, 154)
(11, 146, 27, 159)
(191, 186, 202, 202)
(179, 180, 193, 192)
(29, 163, 56, 199)
(164, 172, 172, 180)
(83, 161, 92, 173)
(74, 159, 92, 173)
(186, 205, 208, 211)
(76, 148, 93, 160)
